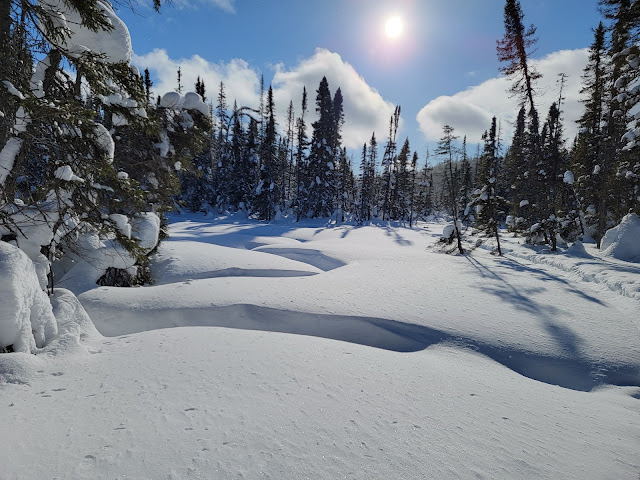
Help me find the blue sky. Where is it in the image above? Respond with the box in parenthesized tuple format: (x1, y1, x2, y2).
(119, 0, 603, 158)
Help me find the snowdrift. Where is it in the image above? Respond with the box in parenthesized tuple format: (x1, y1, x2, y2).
(601, 213, 640, 262)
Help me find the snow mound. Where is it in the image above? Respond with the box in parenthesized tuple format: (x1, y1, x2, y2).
(47, 289, 101, 354)
(131, 212, 161, 253)
(182, 92, 209, 116)
(600, 213, 640, 262)
(160, 92, 182, 109)
(57, 231, 137, 293)
(151, 241, 322, 285)
(0, 242, 57, 353)
(442, 222, 461, 239)
(565, 241, 591, 258)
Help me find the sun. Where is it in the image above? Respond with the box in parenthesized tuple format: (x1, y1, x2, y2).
(385, 16, 404, 39)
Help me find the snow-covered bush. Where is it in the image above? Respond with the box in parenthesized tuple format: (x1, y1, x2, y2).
(600, 213, 640, 262)
(0, 242, 57, 353)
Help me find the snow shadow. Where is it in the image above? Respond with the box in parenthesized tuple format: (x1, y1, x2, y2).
(251, 247, 346, 272)
(465, 256, 606, 308)
(89, 303, 640, 392)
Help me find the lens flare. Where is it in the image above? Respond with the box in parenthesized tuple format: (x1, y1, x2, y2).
(385, 16, 404, 39)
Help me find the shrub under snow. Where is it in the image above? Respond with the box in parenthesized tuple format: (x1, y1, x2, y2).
(600, 213, 640, 262)
(0, 242, 58, 353)
(131, 212, 161, 253)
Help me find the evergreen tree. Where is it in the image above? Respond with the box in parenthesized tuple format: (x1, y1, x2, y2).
(306, 77, 337, 218)
(255, 86, 278, 220)
(393, 138, 411, 221)
(472, 117, 503, 255)
(436, 125, 464, 254)
(459, 136, 473, 222)
(417, 149, 434, 218)
(359, 133, 377, 222)
(295, 87, 309, 221)
(409, 151, 418, 227)
(0, 0, 179, 290)
(380, 107, 401, 221)
(497, 0, 543, 230)
(573, 23, 607, 237)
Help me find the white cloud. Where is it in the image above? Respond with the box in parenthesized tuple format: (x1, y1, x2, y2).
(132, 49, 259, 108)
(416, 49, 589, 144)
(132, 48, 399, 150)
(272, 48, 398, 149)
(168, 0, 236, 13)
(206, 0, 235, 12)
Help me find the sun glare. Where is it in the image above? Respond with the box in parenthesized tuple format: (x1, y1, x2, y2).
(385, 16, 404, 39)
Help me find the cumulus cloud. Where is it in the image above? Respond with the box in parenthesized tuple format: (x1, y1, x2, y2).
(272, 48, 398, 149)
(133, 48, 399, 150)
(417, 49, 589, 144)
(132, 49, 259, 108)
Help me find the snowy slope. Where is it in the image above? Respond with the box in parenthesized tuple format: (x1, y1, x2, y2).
(80, 214, 640, 391)
(2, 328, 639, 480)
(2, 213, 640, 479)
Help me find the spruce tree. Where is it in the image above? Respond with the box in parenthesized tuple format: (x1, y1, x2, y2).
(295, 87, 309, 221)
(306, 77, 336, 218)
(255, 86, 278, 220)
(497, 0, 543, 231)
(380, 107, 401, 221)
(436, 125, 464, 254)
(472, 118, 503, 255)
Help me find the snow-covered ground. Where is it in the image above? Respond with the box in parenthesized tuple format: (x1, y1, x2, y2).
(2, 213, 640, 479)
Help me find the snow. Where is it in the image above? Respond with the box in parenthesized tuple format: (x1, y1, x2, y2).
(600, 213, 640, 262)
(0, 206, 57, 289)
(0, 107, 30, 187)
(0, 242, 57, 352)
(93, 123, 115, 163)
(54, 165, 85, 182)
(2, 80, 24, 99)
(55, 231, 137, 292)
(2, 214, 640, 479)
(563, 170, 574, 184)
(160, 91, 182, 109)
(109, 213, 131, 239)
(182, 91, 209, 116)
(154, 130, 170, 157)
(442, 221, 462, 239)
(0, 137, 24, 186)
(38, 0, 132, 63)
(130, 212, 161, 253)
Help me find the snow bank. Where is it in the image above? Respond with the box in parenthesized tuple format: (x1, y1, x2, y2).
(151, 240, 322, 285)
(0, 242, 57, 353)
(601, 213, 640, 262)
